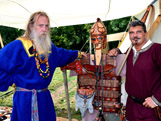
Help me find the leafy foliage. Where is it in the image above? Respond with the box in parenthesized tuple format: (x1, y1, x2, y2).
(104, 16, 131, 49)
(51, 23, 92, 51)
(105, 16, 131, 34)
(0, 26, 24, 46)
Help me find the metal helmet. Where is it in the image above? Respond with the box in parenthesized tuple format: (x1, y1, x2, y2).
(90, 18, 107, 50)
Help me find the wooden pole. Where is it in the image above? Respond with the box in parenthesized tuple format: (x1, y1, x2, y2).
(117, 44, 132, 76)
(62, 70, 72, 121)
(159, 0, 161, 39)
(0, 34, 4, 48)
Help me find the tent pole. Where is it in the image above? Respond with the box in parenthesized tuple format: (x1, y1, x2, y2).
(0, 34, 4, 48)
(117, 44, 132, 76)
(159, 0, 161, 15)
(62, 70, 72, 121)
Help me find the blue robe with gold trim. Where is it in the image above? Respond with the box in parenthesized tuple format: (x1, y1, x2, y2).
(0, 38, 78, 121)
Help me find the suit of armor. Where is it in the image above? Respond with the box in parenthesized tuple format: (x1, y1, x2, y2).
(61, 18, 125, 121)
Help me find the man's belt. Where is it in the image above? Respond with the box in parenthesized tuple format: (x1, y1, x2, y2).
(130, 95, 145, 104)
(16, 87, 48, 121)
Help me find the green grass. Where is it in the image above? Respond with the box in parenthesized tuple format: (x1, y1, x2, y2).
(0, 87, 14, 107)
(50, 68, 82, 120)
(48, 68, 77, 91)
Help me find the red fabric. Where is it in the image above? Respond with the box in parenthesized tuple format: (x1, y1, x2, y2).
(125, 43, 161, 121)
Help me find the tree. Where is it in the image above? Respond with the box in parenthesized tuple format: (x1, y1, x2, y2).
(0, 26, 24, 46)
(104, 16, 131, 49)
(51, 23, 92, 51)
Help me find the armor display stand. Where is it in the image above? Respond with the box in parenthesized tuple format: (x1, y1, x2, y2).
(61, 18, 125, 121)
(82, 50, 123, 121)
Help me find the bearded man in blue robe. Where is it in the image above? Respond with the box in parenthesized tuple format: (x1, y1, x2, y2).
(0, 11, 85, 121)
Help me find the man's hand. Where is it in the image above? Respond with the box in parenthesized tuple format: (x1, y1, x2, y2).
(77, 51, 87, 58)
(143, 97, 157, 108)
(81, 52, 87, 57)
(108, 48, 119, 57)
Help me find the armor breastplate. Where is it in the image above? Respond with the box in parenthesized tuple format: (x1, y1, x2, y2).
(77, 54, 122, 113)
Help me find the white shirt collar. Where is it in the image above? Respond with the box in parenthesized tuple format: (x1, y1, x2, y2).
(132, 39, 152, 55)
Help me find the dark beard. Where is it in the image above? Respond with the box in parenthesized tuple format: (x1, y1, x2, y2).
(132, 37, 140, 45)
(134, 41, 138, 45)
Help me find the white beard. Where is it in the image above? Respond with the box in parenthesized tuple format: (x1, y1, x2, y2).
(30, 29, 51, 58)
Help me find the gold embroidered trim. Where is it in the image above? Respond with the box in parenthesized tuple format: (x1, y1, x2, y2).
(77, 51, 82, 58)
(17, 37, 34, 57)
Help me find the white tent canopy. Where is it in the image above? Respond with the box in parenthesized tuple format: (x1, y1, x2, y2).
(118, 0, 160, 52)
(0, 0, 155, 29)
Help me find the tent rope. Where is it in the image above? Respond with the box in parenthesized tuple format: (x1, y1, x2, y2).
(7, 0, 31, 13)
(105, 0, 111, 20)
